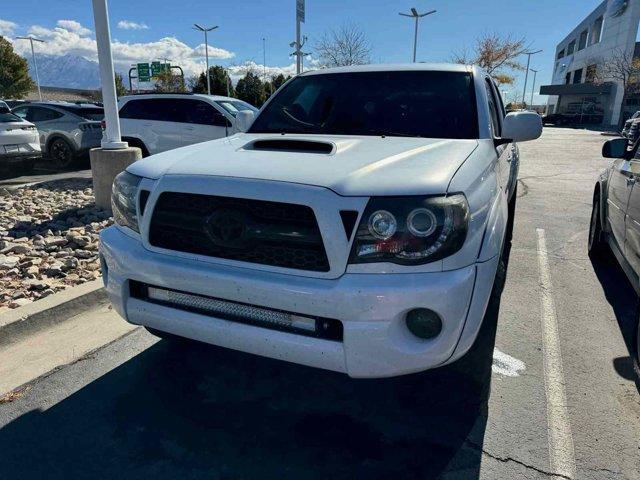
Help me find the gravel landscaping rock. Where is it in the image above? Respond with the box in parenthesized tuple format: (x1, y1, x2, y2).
(0, 179, 112, 311)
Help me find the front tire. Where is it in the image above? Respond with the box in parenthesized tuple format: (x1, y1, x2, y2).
(588, 193, 609, 259)
(47, 138, 76, 170)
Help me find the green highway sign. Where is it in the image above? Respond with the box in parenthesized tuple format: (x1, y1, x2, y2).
(151, 61, 162, 77)
(137, 62, 150, 82)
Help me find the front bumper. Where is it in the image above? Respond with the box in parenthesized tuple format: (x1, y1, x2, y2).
(100, 226, 499, 378)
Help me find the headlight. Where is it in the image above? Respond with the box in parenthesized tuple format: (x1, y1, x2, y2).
(349, 194, 469, 265)
(111, 171, 142, 232)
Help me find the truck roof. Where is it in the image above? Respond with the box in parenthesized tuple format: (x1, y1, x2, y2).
(300, 62, 477, 76)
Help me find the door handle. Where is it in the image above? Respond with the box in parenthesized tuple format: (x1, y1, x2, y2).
(627, 176, 636, 186)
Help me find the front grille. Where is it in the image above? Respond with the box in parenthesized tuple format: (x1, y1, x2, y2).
(130, 281, 343, 341)
(148, 193, 330, 272)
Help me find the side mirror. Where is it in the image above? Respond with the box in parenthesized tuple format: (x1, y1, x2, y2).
(602, 138, 629, 159)
(236, 110, 255, 133)
(499, 111, 543, 144)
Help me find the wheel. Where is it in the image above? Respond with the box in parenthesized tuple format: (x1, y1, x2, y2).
(123, 138, 150, 157)
(47, 137, 76, 169)
(588, 193, 609, 258)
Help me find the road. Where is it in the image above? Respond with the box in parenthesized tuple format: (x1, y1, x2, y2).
(0, 127, 639, 479)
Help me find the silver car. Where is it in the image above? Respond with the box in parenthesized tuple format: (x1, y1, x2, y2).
(589, 137, 640, 378)
(12, 102, 103, 170)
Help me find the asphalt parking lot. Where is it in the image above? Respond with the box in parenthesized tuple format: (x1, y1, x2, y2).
(0, 127, 639, 479)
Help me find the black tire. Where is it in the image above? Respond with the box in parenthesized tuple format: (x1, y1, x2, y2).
(124, 138, 150, 157)
(588, 193, 609, 259)
(635, 317, 640, 381)
(47, 137, 76, 170)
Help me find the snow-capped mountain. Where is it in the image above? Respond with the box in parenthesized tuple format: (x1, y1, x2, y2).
(24, 53, 130, 90)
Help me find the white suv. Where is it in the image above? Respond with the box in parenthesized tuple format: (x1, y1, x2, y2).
(118, 94, 258, 156)
(101, 64, 542, 378)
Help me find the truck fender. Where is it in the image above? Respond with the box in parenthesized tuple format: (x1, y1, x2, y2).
(477, 188, 508, 262)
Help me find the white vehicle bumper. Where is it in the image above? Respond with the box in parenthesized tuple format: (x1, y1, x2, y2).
(100, 226, 499, 378)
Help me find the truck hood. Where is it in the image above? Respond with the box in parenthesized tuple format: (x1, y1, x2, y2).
(128, 133, 478, 196)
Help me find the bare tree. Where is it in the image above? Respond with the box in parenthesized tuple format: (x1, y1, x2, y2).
(315, 23, 371, 68)
(452, 33, 529, 86)
(595, 48, 640, 121)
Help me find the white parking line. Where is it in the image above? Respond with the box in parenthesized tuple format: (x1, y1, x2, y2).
(536, 228, 577, 479)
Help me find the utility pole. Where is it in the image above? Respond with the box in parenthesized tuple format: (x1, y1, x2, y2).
(16, 36, 45, 101)
(529, 69, 539, 109)
(194, 24, 219, 95)
(521, 49, 542, 108)
(399, 7, 436, 63)
(294, 0, 305, 74)
(290, 35, 307, 74)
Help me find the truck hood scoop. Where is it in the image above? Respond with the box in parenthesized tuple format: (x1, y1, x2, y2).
(245, 139, 335, 154)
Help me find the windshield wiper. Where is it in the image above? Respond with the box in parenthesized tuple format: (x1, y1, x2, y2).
(366, 129, 419, 138)
(281, 107, 317, 128)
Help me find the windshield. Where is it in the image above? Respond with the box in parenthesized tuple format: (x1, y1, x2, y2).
(249, 71, 478, 139)
(59, 106, 104, 121)
(0, 112, 23, 123)
(215, 100, 258, 117)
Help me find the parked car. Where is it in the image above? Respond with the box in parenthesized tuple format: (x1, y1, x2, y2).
(100, 64, 542, 378)
(0, 105, 41, 173)
(118, 93, 258, 156)
(11, 102, 103, 169)
(589, 137, 640, 378)
(622, 111, 640, 138)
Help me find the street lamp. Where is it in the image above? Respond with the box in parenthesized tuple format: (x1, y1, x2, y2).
(193, 24, 219, 95)
(16, 36, 45, 101)
(529, 68, 539, 108)
(521, 49, 542, 108)
(399, 7, 436, 63)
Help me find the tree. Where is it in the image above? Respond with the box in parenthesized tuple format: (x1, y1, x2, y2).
(594, 48, 640, 125)
(315, 23, 371, 67)
(452, 33, 529, 86)
(235, 71, 267, 107)
(114, 72, 127, 97)
(154, 69, 186, 93)
(0, 36, 35, 99)
(271, 73, 289, 91)
(190, 66, 234, 96)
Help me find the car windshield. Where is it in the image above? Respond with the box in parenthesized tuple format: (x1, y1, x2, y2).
(59, 106, 104, 121)
(215, 100, 258, 117)
(0, 112, 22, 123)
(249, 70, 478, 139)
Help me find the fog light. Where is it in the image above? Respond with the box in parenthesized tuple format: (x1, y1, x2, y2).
(406, 308, 442, 339)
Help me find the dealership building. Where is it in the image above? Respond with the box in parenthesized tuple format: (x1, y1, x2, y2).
(541, 0, 640, 127)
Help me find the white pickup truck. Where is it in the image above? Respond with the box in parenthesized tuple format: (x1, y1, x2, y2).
(100, 64, 542, 378)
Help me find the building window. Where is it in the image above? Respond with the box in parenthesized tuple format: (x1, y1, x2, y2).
(573, 68, 583, 84)
(578, 30, 588, 50)
(586, 64, 597, 82)
(565, 72, 572, 84)
(567, 40, 576, 55)
(591, 16, 603, 45)
(557, 48, 565, 60)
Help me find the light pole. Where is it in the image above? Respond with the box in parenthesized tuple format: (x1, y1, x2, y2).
(399, 7, 436, 63)
(521, 49, 542, 108)
(16, 36, 45, 101)
(194, 24, 219, 95)
(529, 68, 539, 109)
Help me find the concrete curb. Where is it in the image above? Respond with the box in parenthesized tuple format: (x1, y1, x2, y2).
(0, 279, 107, 346)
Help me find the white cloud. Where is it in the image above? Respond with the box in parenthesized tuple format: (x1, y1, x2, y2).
(226, 58, 319, 84)
(0, 19, 17, 36)
(57, 20, 92, 36)
(117, 20, 149, 31)
(11, 20, 235, 79)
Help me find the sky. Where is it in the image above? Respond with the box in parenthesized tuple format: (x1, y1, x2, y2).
(0, 0, 611, 103)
